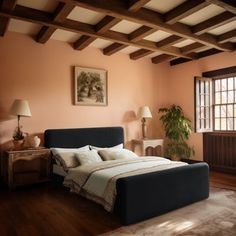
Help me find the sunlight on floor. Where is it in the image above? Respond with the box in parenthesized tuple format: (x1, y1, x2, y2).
(157, 220, 195, 232)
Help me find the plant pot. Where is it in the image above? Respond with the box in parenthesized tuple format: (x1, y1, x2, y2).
(13, 139, 24, 150)
(171, 155, 181, 161)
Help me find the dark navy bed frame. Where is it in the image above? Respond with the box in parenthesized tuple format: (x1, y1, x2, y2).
(44, 126, 209, 225)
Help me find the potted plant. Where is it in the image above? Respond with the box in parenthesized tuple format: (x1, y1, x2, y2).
(158, 105, 194, 161)
(12, 126, 25, 150)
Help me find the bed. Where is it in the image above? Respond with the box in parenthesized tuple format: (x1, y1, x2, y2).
(44, 126, 209, 225)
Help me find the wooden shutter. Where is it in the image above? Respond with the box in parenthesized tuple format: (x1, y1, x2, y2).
(194, 76, 213, 133)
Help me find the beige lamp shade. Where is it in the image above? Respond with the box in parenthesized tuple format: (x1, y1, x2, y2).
(138, 106, 152, 119)
(10, 99, 32, 117)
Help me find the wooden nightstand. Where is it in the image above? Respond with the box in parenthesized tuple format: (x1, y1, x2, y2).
(2, 148, 51, 189)
(132, 139, 164, 156)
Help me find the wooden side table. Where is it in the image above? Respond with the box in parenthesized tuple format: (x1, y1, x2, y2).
(132, 139, 164, 156)
(2, 148, 51, 190)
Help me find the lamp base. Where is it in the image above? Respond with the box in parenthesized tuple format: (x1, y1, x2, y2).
(141, 118, 148, 139)
(13, 139, 24, 150)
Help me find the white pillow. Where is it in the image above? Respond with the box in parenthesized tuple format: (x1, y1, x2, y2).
(98, 149, 138, 161)
(75, 150, 102, 165)
(50, 146, 90, 169)
(90, 143, 123, 151)
(50, 146, 90, 155)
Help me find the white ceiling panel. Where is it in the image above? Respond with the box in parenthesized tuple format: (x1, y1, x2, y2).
(90, 39, 112, 49)
(144, 0, 186, 14)
(179, 4, 225, 26)
(67, 6, 105, 24)
(208, 20, 236, 35)
(146, 51, 163, 58)
(144, 30, 171, 42)
(111, 20, 142, 34)
(17, 0, 59, 12)
(8, 19, 41, 35)
(173, 39, 195, 47)
(119, 46, 140, 54)
(51, 30, 80, 42)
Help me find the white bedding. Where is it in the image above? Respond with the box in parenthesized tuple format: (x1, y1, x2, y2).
(64, 157, 188, 211)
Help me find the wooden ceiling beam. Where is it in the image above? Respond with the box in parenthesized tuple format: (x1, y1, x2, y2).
(74, 35, 97, 50)
(103, 43, 127, 55)
(129, 26, 156, 42)
(0, 0, 17, 36)
(192, 12, 236, 35)
(128, 0, 151, 12)
(217, 29, 236, 43)
(180, 42, 208, 54)
(164, 0, 210, 24)
(156, 35, 185, 47)
(74, 16, 121, 50)
(0, 5, 191, 59)
(152, 54, 176, 64)
(37, 2, 74, 43)
(62, 0, 233, 52)
(170, 48, 222, 66)
(206, 0, 236, 14)
(130, 49, 153, 60)
(76, 0, 150, 53)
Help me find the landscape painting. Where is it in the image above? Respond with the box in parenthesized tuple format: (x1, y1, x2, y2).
(74, 66, 107, 106)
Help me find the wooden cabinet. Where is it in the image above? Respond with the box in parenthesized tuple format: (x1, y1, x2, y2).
(132, 139, 164, 156)
(3, 148, 51, 189)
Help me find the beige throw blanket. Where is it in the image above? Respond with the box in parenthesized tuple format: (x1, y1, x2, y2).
(64, 157, 187, 211)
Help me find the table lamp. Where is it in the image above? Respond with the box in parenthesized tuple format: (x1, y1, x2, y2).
(10, 99, 32, 140)
(138, 106, 152, 139)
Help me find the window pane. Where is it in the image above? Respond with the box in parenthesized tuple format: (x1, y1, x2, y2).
(206, 119, 210, 129)
(222, 79, 227, 91)
(201, 95, 205, 106)
(205, 95, 210, 106)
(228, 91, 234, 103)
(227, 118, 233, 130)
(215, 105, 220, 118)
(200, 107, 205, 119)
(234, 118, 236, 131)
(228, 77, 234, 90)
(215, 80, 221, 92)
(234, 105, 236, 117)
(205, 81, 209, 94)
(215, 92, 221, 104)
(221, 105, 226, 117)
(221, 118, 226, 130)
(222, 91, 227, 103)
(201, 81, 205, 94)
(227, 105, 233, 117)
(201, 119, 205, 129)
(235, 90, 236, 103)
(215, 118, 220, 130)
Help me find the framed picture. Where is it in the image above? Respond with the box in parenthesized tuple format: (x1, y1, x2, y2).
(74, 66, 108, 106)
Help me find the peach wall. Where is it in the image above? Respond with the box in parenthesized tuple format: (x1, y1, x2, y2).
(165, 51, 236, 160)
(0, 32, 168, 150)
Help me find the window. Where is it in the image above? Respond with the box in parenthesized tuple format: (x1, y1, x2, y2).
(195, 66, 236, 133)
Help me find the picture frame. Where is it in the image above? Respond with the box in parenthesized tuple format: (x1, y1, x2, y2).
(74, 66, 108, 106)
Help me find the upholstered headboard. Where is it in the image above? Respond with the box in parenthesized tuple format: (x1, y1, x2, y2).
(44, 127, 124, 148)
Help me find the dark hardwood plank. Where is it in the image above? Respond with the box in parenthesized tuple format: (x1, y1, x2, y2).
(74, 35, 97, 50)
(129, 26, 156, 42)
(128, 0, 151, 12)
(181, 42, 207, 54)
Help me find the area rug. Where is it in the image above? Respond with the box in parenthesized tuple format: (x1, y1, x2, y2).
(100, 188, 236, 236)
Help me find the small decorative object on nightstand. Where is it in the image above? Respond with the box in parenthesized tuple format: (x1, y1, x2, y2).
(137, 106, 152, 139)
(132, 139, 164, 156)
(2, 148, 51, 190)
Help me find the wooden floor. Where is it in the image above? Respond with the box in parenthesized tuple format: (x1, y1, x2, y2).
(0, 171, 236, 236)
